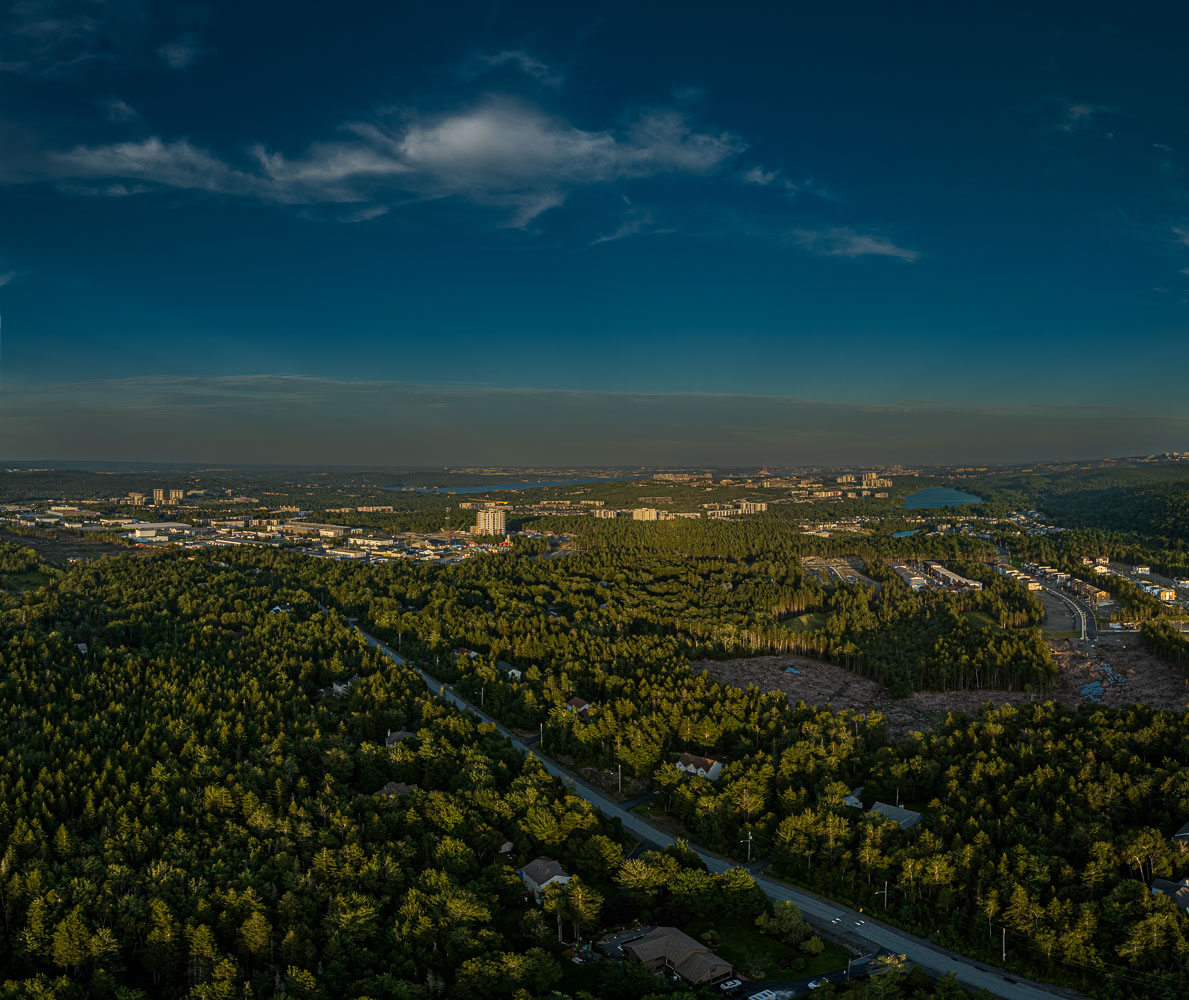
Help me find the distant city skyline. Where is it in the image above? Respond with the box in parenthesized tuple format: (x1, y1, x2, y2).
(1, 2, 1187, 461)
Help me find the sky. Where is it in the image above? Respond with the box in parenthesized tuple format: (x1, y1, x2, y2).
(1, 0, 1188, 466)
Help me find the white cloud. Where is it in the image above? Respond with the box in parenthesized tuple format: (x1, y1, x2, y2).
(1174, 225, 1189, 246)
(101, 97, 140, 122)
(1057, 101, 1107, 133)
(42, 99, 746, 227)
(475, 50, 562, 87)
(792, 226, 920, 262)
(0, 0, 147, 77)
(742, 166, 778, 186)
(157, 33, 199, 69)
(0, 270, 22, 288)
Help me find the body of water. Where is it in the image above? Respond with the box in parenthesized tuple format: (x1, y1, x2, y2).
(389, 475, 644, 495)
(891, 529, 921, 537)
(903, 487, 983, 510)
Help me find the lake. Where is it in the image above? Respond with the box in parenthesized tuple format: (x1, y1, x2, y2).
(891, 529, 921, 537)
(903, 487, 983, 510)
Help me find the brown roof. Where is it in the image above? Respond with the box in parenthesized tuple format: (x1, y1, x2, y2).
(567, 697, 589, 710)
(677, 753, 718, 771)
(623, 926, 732, 984)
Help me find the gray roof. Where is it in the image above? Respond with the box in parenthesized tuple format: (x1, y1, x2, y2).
(1174, 821, 1189, 841)
(385, 729, 416, 746)
(622, 926, 732, 984)
(1151, 878, 1189, 909)
(374, 781, 416, 797)
(869, 801, 922, 829)
(518, 857, 568, 886)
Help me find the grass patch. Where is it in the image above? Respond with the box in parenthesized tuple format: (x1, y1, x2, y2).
(683, 918, 850, 981)
(785, 612, 827, 633)
(962, 611, 1007, 632)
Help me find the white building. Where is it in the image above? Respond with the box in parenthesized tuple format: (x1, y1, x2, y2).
(475, 507, 507, 535)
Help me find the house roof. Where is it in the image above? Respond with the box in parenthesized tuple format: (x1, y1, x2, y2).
(623, 926, 731, 983)
(677, 752, 719, 771)
(518, 857, 569, 885)
(869, 801, 923, 829)
(385, 729, 416, 746)
(1152, 878, 1189, 909)
(567, 697, 589, 710)
(1174, 821, 1189, 841)
(374, 781, 416, 797)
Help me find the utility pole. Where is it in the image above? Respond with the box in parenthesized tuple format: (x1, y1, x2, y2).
(481, 686, 485, 708)
(879, 880, 889, 910)
(540, 721, 544, 748)
(741, 829, 753, 863)
(618, 763, 622, 795)
(1001, 926, 1006, 963)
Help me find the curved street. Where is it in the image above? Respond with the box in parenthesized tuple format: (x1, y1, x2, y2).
(352, 624, 1080, 1000)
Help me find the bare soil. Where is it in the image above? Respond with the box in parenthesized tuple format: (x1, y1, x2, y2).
(696, 640, 1189, 740)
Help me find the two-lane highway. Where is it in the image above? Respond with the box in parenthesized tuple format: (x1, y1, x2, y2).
(350, 622, 1079, 1000)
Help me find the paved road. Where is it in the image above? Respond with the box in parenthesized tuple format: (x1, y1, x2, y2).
(351, 624, 1077, 1000)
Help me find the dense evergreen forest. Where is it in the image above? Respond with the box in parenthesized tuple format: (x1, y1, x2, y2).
(4, 460, 1189, 998)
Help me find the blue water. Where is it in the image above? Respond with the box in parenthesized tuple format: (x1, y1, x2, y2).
(903, 487, 983, 510)
(892, 529, 921, 537)
(389, 475, 644, 495)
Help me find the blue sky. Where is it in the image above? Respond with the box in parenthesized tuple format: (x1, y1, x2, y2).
(1, 0, 1188, 464)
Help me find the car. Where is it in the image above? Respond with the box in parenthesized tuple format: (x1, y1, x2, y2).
(718, 981, 742, 993)
(747, 992, 777, 1000)
(808, 980, 829, 990)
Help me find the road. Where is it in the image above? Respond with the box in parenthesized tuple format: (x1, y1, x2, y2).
(350, 623, 1078, 1000)
(1039, 582, 1097, 641)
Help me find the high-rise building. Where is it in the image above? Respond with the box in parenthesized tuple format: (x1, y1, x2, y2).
(168, 490, 185, 504)
(152, 489, 166, 505)
(475, 507, 507, 535)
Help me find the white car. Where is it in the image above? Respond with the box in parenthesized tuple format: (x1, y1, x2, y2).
(747, 992, 777, 1000)
(718, 981, 742, 993)
(808, 979, 829, 990)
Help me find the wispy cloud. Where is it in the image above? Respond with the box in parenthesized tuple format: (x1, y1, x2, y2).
(157, 33, 200, 70)
(100, 97, 141, 123)
(474, 49, 562, 87)
(1174, 225, 1189, 246)
(792, 226, 920, 262)
(0, 0, 147, 77)
(742, 166, 778, 186)
(589, 198, 674, 246)
(40, 99, 746, 227)
(0, 269, 24, 288)
(1057, 101, 1109, 133)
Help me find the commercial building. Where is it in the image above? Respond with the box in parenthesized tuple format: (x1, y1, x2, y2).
(475, 507, 507, 535)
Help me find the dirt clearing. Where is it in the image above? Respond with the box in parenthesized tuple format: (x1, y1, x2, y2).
(696, 640, 1189, 740)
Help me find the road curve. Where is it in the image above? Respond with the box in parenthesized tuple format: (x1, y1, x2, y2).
(351, 624, 1079, 1000)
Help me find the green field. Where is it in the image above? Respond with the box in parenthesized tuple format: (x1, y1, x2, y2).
(685, 918, 851, 980)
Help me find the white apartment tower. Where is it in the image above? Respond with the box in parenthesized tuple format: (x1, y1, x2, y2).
(475, 507, 507, 535)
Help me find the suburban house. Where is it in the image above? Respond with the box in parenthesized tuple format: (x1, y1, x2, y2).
(675, 753, 723, 782)
(374, 781, 417, 798)
(622, 926, 733, 985)
(497, 661, 522, 681)
(844, 786, 865, 809)
(1173, 821, 1189, 846)
(517, 857, 571, 901)
(566, 697, 590, 714)
(869, 801, 923, 830)
(384, 729, 416, 747)
(1151, 878, 1189, 911)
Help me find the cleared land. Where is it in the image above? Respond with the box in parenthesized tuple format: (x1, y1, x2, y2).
(697, 641, 1189, 740)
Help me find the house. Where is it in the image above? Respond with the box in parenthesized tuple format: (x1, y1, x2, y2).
(566, 697, 590, 714)
(1151, 878, 1189, 911)
(621, 926, 733, 985)
(75, 643, 89, 655)
(374, 781, 417, 798)
(844, 786, 865, 809)
(869, 801, 923, 830)
(497, 661, 522, 681)
(384, 729, 416, 747)
(1172, 821, 1189, 845)
(499, 841, 514, 855)
(270, 604, 292, 614)
(675, 753, 723, 782)
(517, 857, 571, 901)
